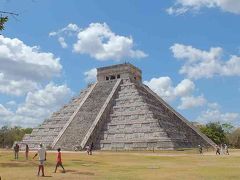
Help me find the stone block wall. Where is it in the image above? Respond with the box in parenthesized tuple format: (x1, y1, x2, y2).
(54, 80, 118, 150)
(96, 78, 214, 150)
(21, 87, 91, 149)
(96, 79, 174, 150)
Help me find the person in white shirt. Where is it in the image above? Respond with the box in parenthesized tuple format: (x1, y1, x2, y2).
(33, 143, 47, 176)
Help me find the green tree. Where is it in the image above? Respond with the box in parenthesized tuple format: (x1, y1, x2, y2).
(0, 16, 8, 31)
(0, 11, 18, 32)
(222, 123, 234, 134)
(227, 128, 240, 148)
(200, 122, 227, 145)
(0, 126, 33, 148)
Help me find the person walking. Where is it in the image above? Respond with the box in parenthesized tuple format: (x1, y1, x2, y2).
(25, 144, 29, 160)
(33, 143, 47, 177)
(14, 143, 19, 160)
(89, 142, 94, 155)
(86, 145, 90, 155)
(220, 144, 223, 154)
(224, 144, 229, 155)
(54, 148, 65, 173)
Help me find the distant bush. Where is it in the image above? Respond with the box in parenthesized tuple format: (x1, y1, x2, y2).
(227, 128, 240, 148)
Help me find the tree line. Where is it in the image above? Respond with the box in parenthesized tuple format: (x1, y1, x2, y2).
(0, 126, 32, 148)
(198, 122, 240, 148)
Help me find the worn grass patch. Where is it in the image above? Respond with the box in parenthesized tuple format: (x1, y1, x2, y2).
(0, 149, 239, 180)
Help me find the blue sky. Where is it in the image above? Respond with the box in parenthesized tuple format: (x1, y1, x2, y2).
(0, 0, 239, 127)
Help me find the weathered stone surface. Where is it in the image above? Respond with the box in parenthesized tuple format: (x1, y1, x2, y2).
(54, 80, 118, 150)
(21, 63, 215, 150)
(21, 87, 92, 149)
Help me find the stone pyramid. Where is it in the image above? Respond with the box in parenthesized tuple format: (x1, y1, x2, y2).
(21, 63, 215, 150)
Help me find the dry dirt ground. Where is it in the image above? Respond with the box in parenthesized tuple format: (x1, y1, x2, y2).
(0, 149, 239, 180)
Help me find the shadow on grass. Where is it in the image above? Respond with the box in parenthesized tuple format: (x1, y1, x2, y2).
(71, 159, 100, 164)
(0, 162, 30, 167)
(65, 170, 95, 176)
(0, 160, 55, 168)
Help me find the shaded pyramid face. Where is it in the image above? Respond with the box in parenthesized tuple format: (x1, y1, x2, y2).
(21, 64, 215, 150)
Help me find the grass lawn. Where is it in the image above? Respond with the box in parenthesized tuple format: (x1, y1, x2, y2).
(0, 149, 239, 180)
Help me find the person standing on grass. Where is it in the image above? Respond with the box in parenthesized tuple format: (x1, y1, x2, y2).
(54, 148, 65, 173)
(86, 145, 90, 155)
(198, 145, 203, 154)
(220, 144, 224, 154)
(25, 144, 29, 160)
(89, 142, 94, 155)
(14, 143, 19, 160)
(224, 144, 229, 155)
(216, 145, 221, 155)
(33, 143, 47, 177)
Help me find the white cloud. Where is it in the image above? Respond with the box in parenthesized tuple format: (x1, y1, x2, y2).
(0, 83, 72, 127)
(0, 35, 62, 96)
(178, 95, 206, 109)
(73, 23, 147, 61)
(174, 79, 195, 97)
(166, 7, 188, 15)
(58, 37, 68, 48)
(50, 23, 147, 61)
(0, 73, 38, 96)
(144, 77, 175, 102)
(0, 35, 73, 127)
(167, 0, 240, 15)
(207, 102, 221, 109)
(0, 35, 62, 81)
(49, 23, 80, 37)
(0, 104, 13, 117)
(196, 103, 239, 125)
(49, 23, 81, 48)
(6, 101, 17, 106)
(144, 77, 205, 109)
(84, 68, 97, 83)
(170, 43, 240, 79)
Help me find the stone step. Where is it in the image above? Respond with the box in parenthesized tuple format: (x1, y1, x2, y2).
(100, 137, 173, 143)
(104, 119, 160, 126)
(102, 128, 168, 134)
(99, 140, 175, 150)
(54, 80, 118, 150)
(21, 85, 92, 147)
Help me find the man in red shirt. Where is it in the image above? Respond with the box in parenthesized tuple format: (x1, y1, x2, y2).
(54, 148, 65, 173)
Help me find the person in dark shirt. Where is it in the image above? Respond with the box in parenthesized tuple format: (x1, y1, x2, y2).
(89, 142, 94, 155)
(25, 144, 29, 160)
(14, 143, 20, 159)
(198, 145, 203, 154)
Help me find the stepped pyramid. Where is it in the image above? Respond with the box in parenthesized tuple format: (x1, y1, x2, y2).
(21, 63, 215, 150)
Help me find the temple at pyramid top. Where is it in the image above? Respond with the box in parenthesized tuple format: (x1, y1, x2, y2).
(21, 63, 215, 151)
(97, 63, 142, 82)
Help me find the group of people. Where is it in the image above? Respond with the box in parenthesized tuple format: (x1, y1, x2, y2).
(13, 143, 29, 160)
(215, 144, 229, 155)
(13, 142, 94, 177)
(86, 142, 94, 155)
(33, 144, 66, 176)
(13, 143, 65, 177)
(198, 144, 229, 155)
